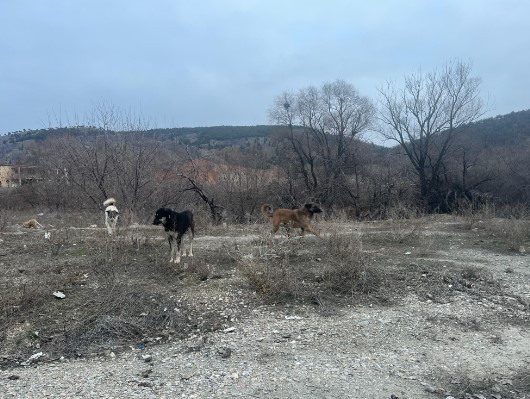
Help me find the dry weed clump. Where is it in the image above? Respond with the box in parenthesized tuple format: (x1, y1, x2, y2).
(483, 218, 530, 252)
(458, 203, 529, 251)
(374, 207, 427, 245)
(386, 218, 425, 244)
(236, 236, 304, 300)
(320, 232, 380, 296)
(455, 200, 496, 230)
(236, 231, 380, 302)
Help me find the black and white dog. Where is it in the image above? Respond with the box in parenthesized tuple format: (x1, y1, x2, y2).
(153, 208, 195, 264)
(104, 198, 119, 235)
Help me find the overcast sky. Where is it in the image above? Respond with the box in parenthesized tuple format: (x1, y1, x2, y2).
(1, 0, 529, 135)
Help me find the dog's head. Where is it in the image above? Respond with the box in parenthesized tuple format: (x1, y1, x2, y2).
(304, 203, 322, 215)
(153, 208, 171, 226)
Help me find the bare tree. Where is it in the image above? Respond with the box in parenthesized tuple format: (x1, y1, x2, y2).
(177, 147, 225, 224)
(39, 103, 176, 221)
(269, 79, 375, 208)
(378, 60, 486, 208)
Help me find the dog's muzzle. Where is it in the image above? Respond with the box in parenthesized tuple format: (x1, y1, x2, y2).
(153, 216, 166, 225)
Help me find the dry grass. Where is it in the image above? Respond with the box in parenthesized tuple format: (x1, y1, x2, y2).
(1, 209, 527, 365)
(235, 230, 381, 303)
(0, 228, 226, 365)
(457, 203, 530, 252)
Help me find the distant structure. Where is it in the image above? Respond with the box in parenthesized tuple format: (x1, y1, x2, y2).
(0, 165, 60, 188)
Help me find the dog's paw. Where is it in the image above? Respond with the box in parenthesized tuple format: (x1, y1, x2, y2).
(182, 252, 187, 257)
(188, 253, 194, 257)
(175, 257, 181, 264)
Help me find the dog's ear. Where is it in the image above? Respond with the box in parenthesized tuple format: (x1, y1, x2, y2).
(304, 203, 312, 209)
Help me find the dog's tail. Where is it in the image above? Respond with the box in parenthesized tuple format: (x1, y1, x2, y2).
(103, 198, 116, 207)
(261, 204, 273, 219)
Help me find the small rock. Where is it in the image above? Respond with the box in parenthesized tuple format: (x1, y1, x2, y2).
(52, 291, 66, 299)
(217, 347, 232, 359)
(138, 381, 152, 387)
(8, 375, 20, 380)
(519, 245, 525, 254)
(180, 372, 195, 380)
(423, 383, 436, 393)
(491, 385, 502, 393)
(140, 369, 153, 378)
(491, 394, 502, 399)
(223, 327, 236, 333)
(142, 354, 152, 363)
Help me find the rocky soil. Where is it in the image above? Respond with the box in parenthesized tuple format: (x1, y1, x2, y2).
(1, 217, 529, 398)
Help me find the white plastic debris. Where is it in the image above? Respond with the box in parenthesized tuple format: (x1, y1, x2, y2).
(28, 352, 44, 362)
(405, 251, 412, 255)
(44, 232, 51, 239)
(223, 327, 236, 333)
(53, 291, 66, 299)
(285, 315, 303, 320)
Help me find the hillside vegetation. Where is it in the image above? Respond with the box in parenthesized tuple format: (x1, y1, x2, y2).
(0, 109, 529, 220)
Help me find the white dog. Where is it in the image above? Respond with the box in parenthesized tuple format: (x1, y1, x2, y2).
(103, 198, 119, 235)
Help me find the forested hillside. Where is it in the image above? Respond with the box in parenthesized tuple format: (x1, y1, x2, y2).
(0, 109, 528, 220)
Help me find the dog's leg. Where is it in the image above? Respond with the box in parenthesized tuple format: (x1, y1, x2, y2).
(105, 214, 112, 235)
(181, 232, 187, 257)
(168, 236, 174, 263)
(111, 216, 118, 235)
(188, 233, 194, 257)
(306, 226, 321, 238)
(174, 234, 182, 264)
(272, 220, 280, 235)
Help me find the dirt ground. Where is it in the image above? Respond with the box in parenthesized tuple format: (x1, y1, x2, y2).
(0, 214, 529, 398)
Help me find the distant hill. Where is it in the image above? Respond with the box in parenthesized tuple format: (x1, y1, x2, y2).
(1, 109, 529, 162)
(458, 109, 530, 147)
(0, 125, 281, 163)
(1, 125, 279, 146)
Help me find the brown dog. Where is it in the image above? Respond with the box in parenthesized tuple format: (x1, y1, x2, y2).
(22, 219, 43, 229)
(261, 203, 322, 237)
